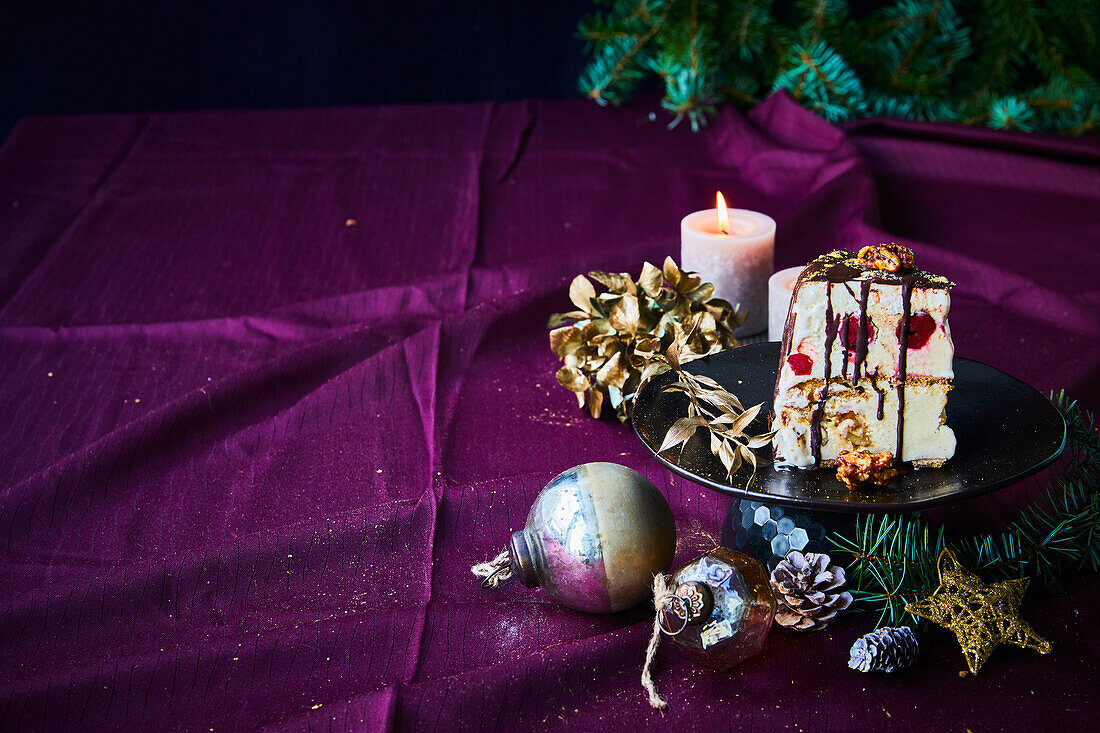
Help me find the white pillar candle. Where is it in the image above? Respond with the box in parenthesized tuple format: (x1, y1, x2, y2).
(680, 200, 776, 336)
(768, 265, 805, 342)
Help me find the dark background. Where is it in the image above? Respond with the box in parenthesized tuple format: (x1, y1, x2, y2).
(0, 1, 591, 139)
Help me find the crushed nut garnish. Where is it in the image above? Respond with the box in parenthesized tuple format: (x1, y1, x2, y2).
(857, 243, 914, 273)
(836, 448, 899, 490)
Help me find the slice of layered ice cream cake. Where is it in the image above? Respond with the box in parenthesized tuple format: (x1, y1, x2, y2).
(772, 244, 955, 470)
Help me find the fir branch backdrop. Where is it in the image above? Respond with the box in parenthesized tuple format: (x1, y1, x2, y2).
(578, 0, 1100, 133)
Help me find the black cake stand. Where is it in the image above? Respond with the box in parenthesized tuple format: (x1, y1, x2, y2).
(632, 342, 1067, 569)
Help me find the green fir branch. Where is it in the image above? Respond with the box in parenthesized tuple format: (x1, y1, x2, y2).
(724, 0, 773, 63)
(578, 2, 674, 106)
(576, 0, 1100, 133)
(866, 90, 961, 121)
(988, 96, 1038, 130)
(796, 0, 850, 47)
(867, 0, 972, 95)
(772, 41, 865, 121)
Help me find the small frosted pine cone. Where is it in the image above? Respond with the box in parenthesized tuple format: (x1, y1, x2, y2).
(769, 551, 853, 631)
(848, 626, 919, 673)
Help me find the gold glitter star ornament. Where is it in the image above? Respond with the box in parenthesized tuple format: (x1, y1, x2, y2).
(905, 549, 1052, 674)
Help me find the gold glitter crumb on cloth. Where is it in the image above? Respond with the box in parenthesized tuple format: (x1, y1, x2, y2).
(905, 549, 1052, 674)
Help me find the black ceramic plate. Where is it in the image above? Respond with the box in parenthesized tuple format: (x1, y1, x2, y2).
(632, 343, 1066, 512)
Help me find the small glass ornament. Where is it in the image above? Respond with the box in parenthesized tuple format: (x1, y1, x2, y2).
(642, 547, 775, 709)
(473, 462, 676, 613)
(659, 547, 775, 670)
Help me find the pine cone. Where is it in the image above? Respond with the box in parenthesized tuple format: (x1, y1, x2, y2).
(848, 626, 919, 673)
(769, 551, 853, 630)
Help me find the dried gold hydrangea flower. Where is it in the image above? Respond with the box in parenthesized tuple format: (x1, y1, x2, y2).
(548, 257, 741, 422)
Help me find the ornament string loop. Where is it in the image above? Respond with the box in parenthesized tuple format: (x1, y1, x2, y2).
(472, 550, 514, 589)
(656, 596, 690, 637)
(641, 573, 675, 711)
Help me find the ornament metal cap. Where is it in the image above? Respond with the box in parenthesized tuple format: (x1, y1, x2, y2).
(658, 581, 715, 635)
(508, 530, 540, 588)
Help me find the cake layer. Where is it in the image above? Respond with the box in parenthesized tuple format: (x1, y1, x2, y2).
(773, 376, 954, 467)
(776, 280, 953, 401)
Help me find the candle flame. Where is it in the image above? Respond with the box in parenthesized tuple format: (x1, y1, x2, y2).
(715, 191, 730, 234)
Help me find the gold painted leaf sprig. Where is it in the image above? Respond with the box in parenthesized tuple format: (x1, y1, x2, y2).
(548, 257, 742, 422)
(642, 333, 776, 481)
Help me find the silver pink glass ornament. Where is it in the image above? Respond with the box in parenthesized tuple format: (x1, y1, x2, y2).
(499, 462, 676, 613)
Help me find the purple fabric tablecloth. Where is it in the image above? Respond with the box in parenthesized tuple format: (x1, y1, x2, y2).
(1, 93, 1098, 730)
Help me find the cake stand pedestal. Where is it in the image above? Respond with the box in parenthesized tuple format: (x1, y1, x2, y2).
(721, 499, 853, 571)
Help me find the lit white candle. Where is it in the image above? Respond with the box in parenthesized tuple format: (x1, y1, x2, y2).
(768, 265, 805, 342)
(680, 192, 776, 336)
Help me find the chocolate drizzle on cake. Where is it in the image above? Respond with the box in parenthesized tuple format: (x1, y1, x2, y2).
(853, 280, 871, 380)
(811, 282, 837, 465)
(869, 368, 885, 420)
